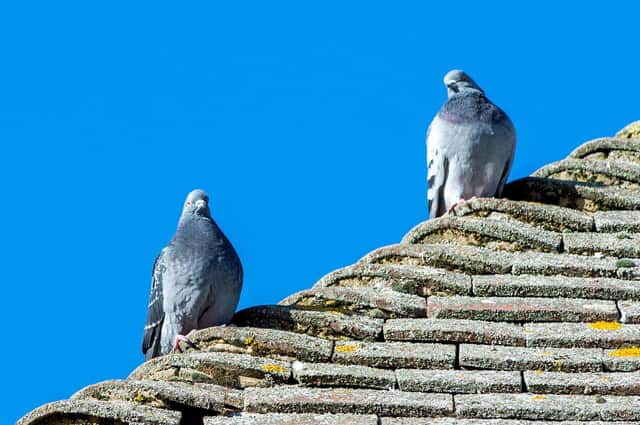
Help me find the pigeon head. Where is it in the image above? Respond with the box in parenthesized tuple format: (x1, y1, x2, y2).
(443, 70, 483, 96)
(182, 189, 211, 218)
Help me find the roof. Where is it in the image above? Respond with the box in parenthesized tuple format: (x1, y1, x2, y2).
(19, 120, 640, 425)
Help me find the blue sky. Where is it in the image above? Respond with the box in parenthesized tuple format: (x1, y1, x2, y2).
(4, 2, 640, 422)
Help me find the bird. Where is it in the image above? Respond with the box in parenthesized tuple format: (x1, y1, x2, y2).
(426, 69, 516, 218)
(142, 189, 243, 360)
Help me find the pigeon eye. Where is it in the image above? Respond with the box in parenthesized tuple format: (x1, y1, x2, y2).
(186, 201, 192, 206)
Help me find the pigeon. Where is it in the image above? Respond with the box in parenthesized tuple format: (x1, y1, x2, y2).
(426, 69, 516, 218)
(142, 189, 243, 360)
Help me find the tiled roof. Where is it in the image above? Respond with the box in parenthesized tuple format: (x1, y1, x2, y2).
(19, 121, 640, 424)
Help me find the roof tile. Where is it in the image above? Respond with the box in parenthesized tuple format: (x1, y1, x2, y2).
(594, 210, 640, 232)
(396, 369, 521, 394)
(128, 351, 291, 388)
(454, 393, 640, 421)
(459, 344, 603, 372)
(332, 341, 455, 369)
(205, 413, 379, 425)
(524, 370, 640, 395)
(402, 215, 562, 252)
(313, 263, 472, 296)
(243, 387, 453, 416)
(384, 318, 525, 346)
(361, 244, 513, 275)
(178, 326, 333, 362)
(292, 362, 395, 389)
(232, 305, 383, 341)
(524, 322, 640, 348)
(472, 274, 640, 301)
(451, 197, 594, 232)
(280, 286, 427, 319)
(16, 399, 182, 425)
(427, 295, 617, 322)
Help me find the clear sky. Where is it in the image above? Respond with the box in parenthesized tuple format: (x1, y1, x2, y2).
(4, 2, 640, 422)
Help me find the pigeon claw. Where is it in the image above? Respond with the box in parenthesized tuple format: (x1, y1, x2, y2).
(448, 196, 478, 213)
(172, 334, 196, 353)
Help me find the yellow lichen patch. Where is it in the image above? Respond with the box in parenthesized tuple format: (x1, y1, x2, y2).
(334, 344, 359, 353)
(608, 346, 640, 357)
(541, 351, 550, 356)
(588, 321, 622, 331)
(243, 336, 255, 346)
(531, 395, 545, 401)
(261, 363, 286, 373)
(535, 369, 543, 375)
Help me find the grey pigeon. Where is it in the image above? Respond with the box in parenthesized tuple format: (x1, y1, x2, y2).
(142, 189, 243, 359)
(427, 69, 516, 218)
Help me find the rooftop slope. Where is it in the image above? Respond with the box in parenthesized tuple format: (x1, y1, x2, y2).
(19, 121, 640, 425)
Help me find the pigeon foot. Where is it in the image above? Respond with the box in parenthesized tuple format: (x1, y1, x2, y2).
(172, 334, 196, 353)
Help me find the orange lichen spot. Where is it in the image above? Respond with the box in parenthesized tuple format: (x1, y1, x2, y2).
(588, 321, 622, 331)
(608, 346, 640, 357)
(531, 395, 545, 401)
(261, 364, 286, 373)
(335, 344, 359, 353)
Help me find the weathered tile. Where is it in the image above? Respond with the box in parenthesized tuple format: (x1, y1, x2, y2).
(244, 387, 453, 417)
(455, 393, 640, 421)
(181, 326, 333, 362)
(563, 232, 640, 258)
(594, 210, 640, 232)
(450, 197, 594, 232)
(525, 370, 640, 395)
(524, 322, 640, 349)
(332, 341, 455, 369)
(619, 300, 640, 324)
(459, 344, 603, 372)
(280, 286, 427, 319)
(604, 347, 640, 372)
(503, 176, 640, 212)
(511, 251, 620, 278)
(128, 351, 290, 388)
(396, 369, 521, 394)
(570, 136, 640, 159)
(360, 243, 513, 275)
(384, 318, 525, 346)
(473, 274, 640, 301)
(382, 418, 637, 425)
(71, 379, 230, 412)
(428, 296, 617, 322)
(232, 305, 383, 341)
(205, 413, 379, 425)
(292, 362, 395, 389)
(314, 263, 472, 297)
(16, 399, 181, 425)
(533, 158, 640, 189)
(402, 215, 562, 252)
(382, 419, 637, 425)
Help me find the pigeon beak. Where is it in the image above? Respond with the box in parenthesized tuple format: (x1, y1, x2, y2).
(195, 200, 206, 209)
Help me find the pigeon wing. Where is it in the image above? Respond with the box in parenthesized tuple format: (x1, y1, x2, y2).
(427, 118, 450, 218)
(494, 118, 516, 197)
(142, 248, 167, 360)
